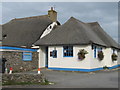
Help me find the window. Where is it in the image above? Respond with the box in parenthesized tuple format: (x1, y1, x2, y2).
(97, 47, 102, 52)
(50, 50, 57, 58)
(113, 49, 115, 53)
(23, 52, 32, 61)
(3, 34, 7, 39)
(113, 49, 117, 54)
(49, 26, 52, 29)
(50, 51, 53, 57)
(53, 50, 57, 58)
(93, 46, 97, 58)
(63, 46, 73, 57)
(93, 45, 102, 58)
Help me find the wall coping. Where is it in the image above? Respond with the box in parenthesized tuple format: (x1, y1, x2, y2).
(0, 46, 38, 52)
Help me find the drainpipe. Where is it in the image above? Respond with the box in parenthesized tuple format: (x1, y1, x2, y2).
(38, 46, 42, 68)
(38, 46, 41, 74)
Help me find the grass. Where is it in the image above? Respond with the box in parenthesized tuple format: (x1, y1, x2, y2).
(2, 79, 53, 86)
(40, 79, 50, 85)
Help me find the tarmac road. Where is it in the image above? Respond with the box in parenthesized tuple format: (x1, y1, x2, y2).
(2, 68, 119, 88)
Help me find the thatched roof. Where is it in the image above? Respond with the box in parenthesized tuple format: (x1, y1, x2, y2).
(2, 15, 52, 47)
(34, 17, 119, 49)
(87, 22, 118, 48)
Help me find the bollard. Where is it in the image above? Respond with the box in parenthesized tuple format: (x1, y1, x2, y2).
(9, 67, 13, 74)
(5, 68, 8, 74)
(38, 68, 41, 74)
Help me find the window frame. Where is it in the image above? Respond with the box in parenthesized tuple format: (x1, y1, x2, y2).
(63, 46, 73, 57)
(94, 46, 97, 58)
(93, 45, 103, 58)
(112, 49, 117, 54)
(50, 50, 57, 58)
(52, 50, 57, 58)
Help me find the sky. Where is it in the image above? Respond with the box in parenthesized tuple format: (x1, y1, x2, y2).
(1, 2, 119, 43)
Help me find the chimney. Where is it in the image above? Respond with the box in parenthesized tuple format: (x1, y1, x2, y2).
(48, 7, 57, 22)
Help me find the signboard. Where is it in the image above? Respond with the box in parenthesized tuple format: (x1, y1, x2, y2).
(22, 52, 32, 61)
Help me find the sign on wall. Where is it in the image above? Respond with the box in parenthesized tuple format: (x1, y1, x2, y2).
(22, 52, 32, 61)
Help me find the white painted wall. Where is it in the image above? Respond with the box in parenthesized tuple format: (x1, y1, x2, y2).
(31, 46, 39, 49)
(89, 47, 118, 68)
(48, 45, 91, 69)
(40, 22, 57, 39)
(38, 47, 46, 68)
(46, 45, 119, 69)
(110, 49, 118, 67)
(118, 51, 120, 65)
(90, 47, 116, 69)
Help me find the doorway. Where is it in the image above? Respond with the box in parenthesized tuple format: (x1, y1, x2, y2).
(45, 47, 48, 68)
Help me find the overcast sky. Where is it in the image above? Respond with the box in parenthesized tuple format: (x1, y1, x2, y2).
(1, 2, 119, 43)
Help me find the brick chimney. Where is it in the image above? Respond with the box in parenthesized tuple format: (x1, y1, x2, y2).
(48, 7, 57, 22)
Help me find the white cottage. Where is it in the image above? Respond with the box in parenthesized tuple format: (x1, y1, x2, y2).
(35, 17, 120, 72)
(1, 7, 120, 72)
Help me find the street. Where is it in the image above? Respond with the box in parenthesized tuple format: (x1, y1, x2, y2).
(2, 68, 119, 88)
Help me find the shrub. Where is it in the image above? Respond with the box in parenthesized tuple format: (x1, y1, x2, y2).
(78, 49, 88, 60)
(103, 66, 109, 69)
(111, 53, 118, 61)
(97, 51, 104, 60)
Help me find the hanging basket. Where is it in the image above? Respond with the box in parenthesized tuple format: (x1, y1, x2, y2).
(97, 51, 104, 60)
(78, 49, 88, 60)
(111, 53, 118, 61)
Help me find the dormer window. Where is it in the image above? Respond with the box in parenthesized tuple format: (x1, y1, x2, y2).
(3, 34, 7, 39)
(49, 26, 52, 29)
(47, 26, 52, 30)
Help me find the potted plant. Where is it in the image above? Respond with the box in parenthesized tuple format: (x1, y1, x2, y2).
(78, 49, 88, 60)
(97, 51, 104, 60)
(111, 53, 118, 61)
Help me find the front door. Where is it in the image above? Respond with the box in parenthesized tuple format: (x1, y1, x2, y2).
(45, 47, 48, 68)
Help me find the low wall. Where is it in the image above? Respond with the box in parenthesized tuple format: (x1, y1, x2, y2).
(2, 73, 46, 85)
(2, 51, 38, 72)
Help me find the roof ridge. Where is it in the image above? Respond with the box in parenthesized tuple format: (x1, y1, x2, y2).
(61, 17, 93, 44)
(11, 15, 48, 21)
(87, 22, 100, 26)
(68, 17, 85, 24)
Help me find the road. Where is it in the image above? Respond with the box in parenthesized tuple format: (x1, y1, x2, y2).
(2, 68, 119, 88)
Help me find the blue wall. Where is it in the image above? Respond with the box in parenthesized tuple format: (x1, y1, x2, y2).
(48, 64, 120, 72)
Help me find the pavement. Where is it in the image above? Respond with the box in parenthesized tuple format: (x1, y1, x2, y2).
(2, 68, 120, 88)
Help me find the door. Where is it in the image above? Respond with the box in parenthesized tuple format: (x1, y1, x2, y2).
(45, 47, 48, 68)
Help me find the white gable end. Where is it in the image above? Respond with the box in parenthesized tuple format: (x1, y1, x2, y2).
(40, 22, 57, 39)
